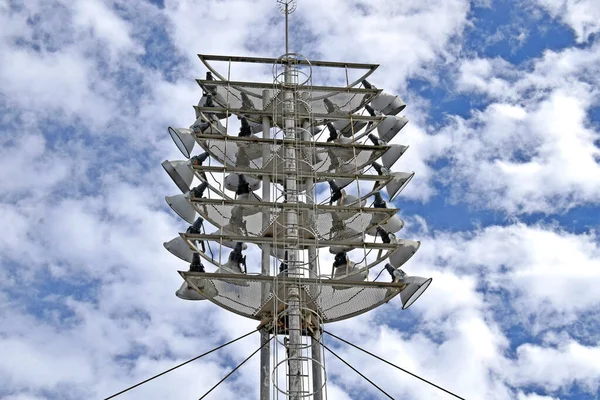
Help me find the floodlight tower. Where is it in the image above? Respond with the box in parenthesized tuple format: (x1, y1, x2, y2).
(162, 0, 433, 398)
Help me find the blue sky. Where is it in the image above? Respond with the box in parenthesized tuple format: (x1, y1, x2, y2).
(1, 0, 600, 399)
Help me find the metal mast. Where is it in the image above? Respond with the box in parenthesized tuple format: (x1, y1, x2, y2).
(162, 0, 434, 398)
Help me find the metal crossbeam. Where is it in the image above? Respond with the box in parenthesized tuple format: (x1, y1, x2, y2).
(199, 53, 379, 69)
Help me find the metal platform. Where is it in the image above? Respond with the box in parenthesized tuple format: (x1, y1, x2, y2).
(188, 199, 398, 240)
(198, 79, 380, 118)
(180, 271, 404, 323)
(195, 105, 384, 125)
(194, 134, 391, 175)
(193, 165, 393, 182)
(198, 54, 379, 88)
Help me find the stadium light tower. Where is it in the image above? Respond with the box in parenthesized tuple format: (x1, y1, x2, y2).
(162, 0, 432, 398)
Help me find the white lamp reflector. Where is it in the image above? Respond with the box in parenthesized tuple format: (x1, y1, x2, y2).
(333, 261, 368, 282)
(400, 276, 433, 309)
(162, 160, 195, 194)
(332, 120, 368, 137)
(386, 171, 415, 201)
(388, 239, 421, 268)
(339, 194, 367, 207)
(382, 144, 408, 169)
(367, 215, 404, 235)
(381, 215, 404, 233)
(165, 195, 196, 224)
(219, 259, 245, 274)
(168, 127, 196, 159)
(224, 174, 262, 192)
(371, 93, 406, 116)
(377, 116, 408, 142)
(164, 236, 194, 263)
(190, 116, 225, 135)
(176, 281, 207, 301)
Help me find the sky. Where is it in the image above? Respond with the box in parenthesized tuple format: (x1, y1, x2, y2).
(1, 0, 599, 399)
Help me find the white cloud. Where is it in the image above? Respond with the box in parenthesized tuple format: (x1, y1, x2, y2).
(441, 42, 600, 213)
(533, 0, 600, 43)
(510, 337, 600, 392)
(72, 0, 139, 54)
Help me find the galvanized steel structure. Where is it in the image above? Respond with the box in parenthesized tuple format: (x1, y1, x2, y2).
(162, 1, 432, 398)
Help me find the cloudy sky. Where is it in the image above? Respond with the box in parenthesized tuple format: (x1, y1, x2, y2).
(1, 0, 600, 399)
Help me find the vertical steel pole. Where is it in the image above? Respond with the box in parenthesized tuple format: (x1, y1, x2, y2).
(311, 330, 323, 399)
(260, 89, 272, 400)
(284, 54, 303, 400)
(304, 118, 323, 399)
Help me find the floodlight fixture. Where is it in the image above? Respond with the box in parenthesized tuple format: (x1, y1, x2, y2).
(331, 251, 367, 282)
(236, 115, 264, 134)
(362, 79, 407, 116)
(165, 194, 196, 224)
(332, 251, 348, 270)
(190, 116, 225, 135)
(372, 161, 390, 176)
(162, 152, 211, 194)
(376, 226, 395, 244)
(367, 195, 404, 235)
(163, 236, 194, 263)
(162, 160, 195, 193)
(372, 93, 406, 116)
(386, 171, 415, 201)
(191, 182, 209, 199)
(164, 217, 205, 261)
(168, 120, 224, 159)
(225, 173, 261, 192)
(186, 217, 204, 234)
(190, 152, 210, 166)
(190, 252, 205, 272)
(239, 117, 252, 137)
(226, 242, 247, 274)
(384, 263, 432, 309)
(324, 97, 340, 113)
(365, 104, 377, 116)
(377, 116, 408, 143)
(168, 127, 197, 159)
(332, 119, 367, 137)
(362, 80, 375, 90)
(328, 180, 343, 205)
(385, 263, 405, 281)
(400, 276, 433, 310)
(373, 191, 387, 208)
(368, 133, 386, 146)
(382, 144, 408, 169)
(388, 239, 420, 268)
(176, 281, 207, 301)
(326, 122, 338, 142)
(204, 94, 215, 107)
